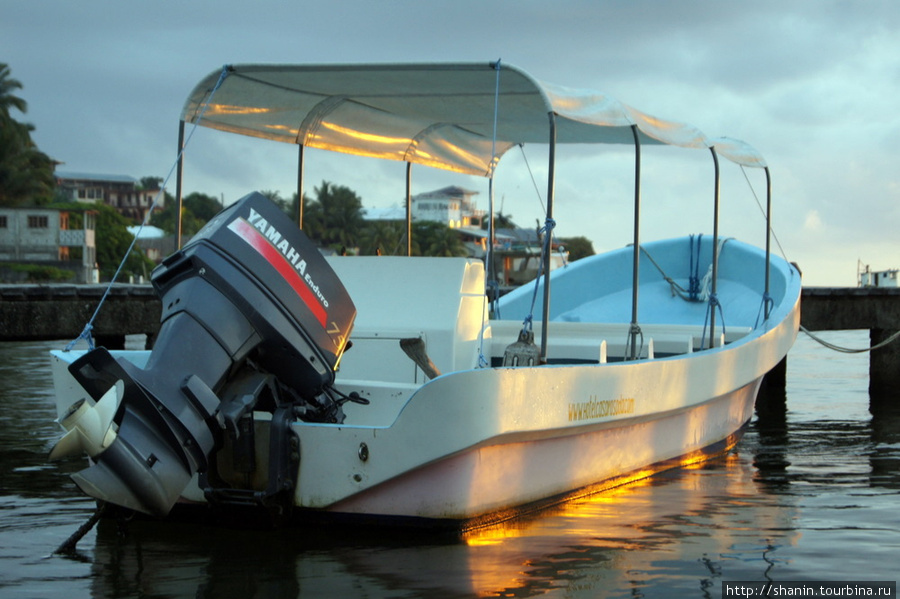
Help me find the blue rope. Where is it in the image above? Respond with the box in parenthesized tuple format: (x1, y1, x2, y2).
(688, 233, 702, 301)
(754, 292, 774, 328)
(64, 65, 232, 352)
(700, 292, 727, 350)
(521, 217, 556, 335)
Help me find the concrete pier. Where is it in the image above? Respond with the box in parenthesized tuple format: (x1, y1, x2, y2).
(0, 284, 160, 348)
(800, 287, 900, 396)
(1, 284, 898, 393)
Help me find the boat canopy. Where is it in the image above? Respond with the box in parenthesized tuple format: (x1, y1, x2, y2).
(181, 62, 761, 177)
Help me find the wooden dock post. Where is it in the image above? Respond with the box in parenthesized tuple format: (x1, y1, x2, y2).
(800, 287, 900, 399)
(869, 327, 900, 396)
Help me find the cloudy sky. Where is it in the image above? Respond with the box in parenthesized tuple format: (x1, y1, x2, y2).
(3, 0, 899, 285)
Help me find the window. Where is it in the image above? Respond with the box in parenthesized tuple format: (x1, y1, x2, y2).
(28, 215, 49, 228)
(0, 215, 7, 228)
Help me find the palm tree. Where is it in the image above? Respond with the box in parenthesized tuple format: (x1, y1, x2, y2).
(0, 63, 27, 118)
(0, 63, 55, 206)
(303, 181, 365, 250)
(359, 221, 405, 255)
(412, 221, 467, 257)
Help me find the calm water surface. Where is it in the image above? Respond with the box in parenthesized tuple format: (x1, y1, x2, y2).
(1, 332, 898, 598)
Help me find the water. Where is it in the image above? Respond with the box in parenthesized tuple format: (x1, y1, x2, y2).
(1, 332, 898, 598)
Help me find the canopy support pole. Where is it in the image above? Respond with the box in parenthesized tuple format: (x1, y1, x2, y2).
(764, 166, 772, 320)
(487, 171, 496, 302)
(539, 113, 557, 363)
(708, 147, 721, 348)
(628, 124, 642, 360)
(297, 144, 305, 229)
(406, 162, 412, 257)
(175, 120, 185, 250)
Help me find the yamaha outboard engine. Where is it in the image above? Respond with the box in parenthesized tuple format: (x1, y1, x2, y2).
(50, 192, 356, 517)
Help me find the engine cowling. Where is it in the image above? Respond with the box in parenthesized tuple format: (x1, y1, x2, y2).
(51, 192, 356, 516)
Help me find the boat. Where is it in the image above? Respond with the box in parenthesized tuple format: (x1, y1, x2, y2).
(47, 62, 801, 528)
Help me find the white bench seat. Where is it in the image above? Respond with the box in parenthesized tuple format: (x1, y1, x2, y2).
(488, 320, 753, 364)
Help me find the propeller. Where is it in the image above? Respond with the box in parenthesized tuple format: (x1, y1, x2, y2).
(49, 380, 123, 460)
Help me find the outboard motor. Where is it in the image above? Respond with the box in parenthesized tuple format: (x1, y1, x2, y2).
(50, 192, 356, 517)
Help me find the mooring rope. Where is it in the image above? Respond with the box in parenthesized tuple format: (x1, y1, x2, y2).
(639, 244, 692, 300)
(63, 65, 232, 352)
(53, 501, 107, 556)
(801, 326, 900, 354)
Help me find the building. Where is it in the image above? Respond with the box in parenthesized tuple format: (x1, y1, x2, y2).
(859, 263, 899, 288)
(364, 186, 485, 226)
(55, 171, 164, 222)
(409, 186, 483, 228)
(0, 206, 98, 283)
(126, 225, 176, 263)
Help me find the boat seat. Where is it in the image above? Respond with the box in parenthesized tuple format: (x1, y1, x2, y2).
(489, 320, 752, 364)
(327, 256, 487, 379)
(337, 330, 432, 384)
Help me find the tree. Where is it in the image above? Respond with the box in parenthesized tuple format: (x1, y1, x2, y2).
(0, 63, 56, 207)
(558, 236, 595, 262)
(0, 121, 56, 206)
(150, 192, 209, 236)
(301, 181, 365, 250)
(139, 176, 163, 190)
(260, 189, 298, 219)
(183, 192, 223, 222)
(358, 221, 406, 255)
(481, 211, 517, 230)
(411, 221, 467, 257)
(0, 63, 27, 117)
(93, 204, 155, 280)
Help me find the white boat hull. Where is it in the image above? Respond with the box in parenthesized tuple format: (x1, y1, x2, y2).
(49, 236, 800, 526)
(324, 381, 760, 522)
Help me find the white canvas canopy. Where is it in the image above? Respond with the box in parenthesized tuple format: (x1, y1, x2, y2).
(180, 62, 759, 177)
(176, 61, 774, 360)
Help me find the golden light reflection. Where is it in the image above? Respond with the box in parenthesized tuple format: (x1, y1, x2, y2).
(462, 440, 741, 549)
(263, 124, 300, 136)
(433, 138, 486, 168)
(449, 437, 788, 599)
(299, 132, 404, 159)
(318, 121, 411, 146)
(202, 103, 272, 116)
(463, 468, 660, 547)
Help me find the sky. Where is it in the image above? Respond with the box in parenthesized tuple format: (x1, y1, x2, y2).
(2, 0, 899, 286)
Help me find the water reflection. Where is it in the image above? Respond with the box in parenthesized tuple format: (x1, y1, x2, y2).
(78, 450, 801, 598)
(869, 399, 900, 490)
(2, 334, 899, 598)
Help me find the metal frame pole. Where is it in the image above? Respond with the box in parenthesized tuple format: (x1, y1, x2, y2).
(709, 147, 721, 348)
(539, 113, 557, 363)
(175, 121, 185, 250)
(406, 162, 412, 257)
(764, 166, 772, 319)
(297, 144, 305, 229)
(628, 124, 642, 360)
